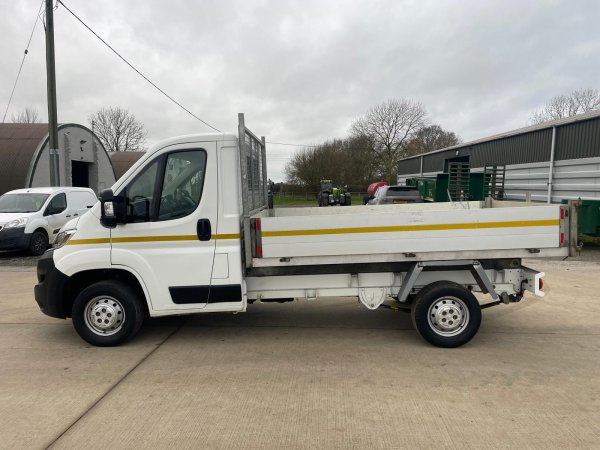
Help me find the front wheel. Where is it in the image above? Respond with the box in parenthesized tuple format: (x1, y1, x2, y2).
(411, 281, 481, 348)
(72, 281, 145, 346)
(29, 230, 48, 256)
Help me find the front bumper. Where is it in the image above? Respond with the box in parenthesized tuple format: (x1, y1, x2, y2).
(34, 250, 70, 319)
(0, 227, 30, 251)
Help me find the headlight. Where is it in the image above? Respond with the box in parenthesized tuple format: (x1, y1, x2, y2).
(4, 217, 28, 228)
(54, 229, 77, 249)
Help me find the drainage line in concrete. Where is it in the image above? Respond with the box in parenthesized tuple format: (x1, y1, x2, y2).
(45, 320, 186, 449)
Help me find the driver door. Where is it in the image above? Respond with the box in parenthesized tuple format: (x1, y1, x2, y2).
(44, 192, 69, 237)
(110, 142, 218, 312)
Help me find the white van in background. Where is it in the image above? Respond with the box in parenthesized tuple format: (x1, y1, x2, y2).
(0, 187, 97, 255)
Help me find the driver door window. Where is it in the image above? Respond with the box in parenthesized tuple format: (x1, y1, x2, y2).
(125, 160, 159, 222)
(46, 193, 67, 215)
(158, 151, 206, 220)
(123, 150, 206, 223)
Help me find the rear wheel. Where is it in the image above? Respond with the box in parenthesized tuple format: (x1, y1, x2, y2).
(72, 281, 145, 346)
(411, 281, 481, 348)
(320, 193, 329, 207)
(29, 230, 48, 256)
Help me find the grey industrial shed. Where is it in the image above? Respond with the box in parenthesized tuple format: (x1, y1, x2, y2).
(397, 110, 600, 202)
(0, 123, 116, 196)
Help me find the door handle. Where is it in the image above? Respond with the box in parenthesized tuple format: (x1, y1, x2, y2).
(197, 218, 212, 241)
(66, 215, 71, 218)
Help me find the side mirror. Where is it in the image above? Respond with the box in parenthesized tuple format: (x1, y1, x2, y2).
(100, 189, 125, 228)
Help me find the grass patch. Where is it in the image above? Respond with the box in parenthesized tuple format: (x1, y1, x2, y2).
(273, 195, 316, 206)
(579, 234, 600, 248)
(273, 194, 365, 207)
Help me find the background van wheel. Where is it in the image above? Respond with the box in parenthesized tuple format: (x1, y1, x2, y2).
(72, 281, 144, 347)
(411, 281, 481, 348)
(29, 230, 48, 256)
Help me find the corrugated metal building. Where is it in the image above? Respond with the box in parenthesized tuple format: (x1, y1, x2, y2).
(0, 123, 116, 196)
(397, 110, 600, 202)
(109, 151, 145, 179)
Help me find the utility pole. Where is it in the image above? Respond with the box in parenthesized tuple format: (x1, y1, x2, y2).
(45, 0, 60, 186)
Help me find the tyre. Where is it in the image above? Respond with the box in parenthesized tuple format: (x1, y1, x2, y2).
(29, 230, 49, 256)
(71, 280, 145, 346)
(411, 281, 481, 348)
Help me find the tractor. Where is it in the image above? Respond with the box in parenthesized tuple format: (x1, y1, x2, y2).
(318, 180, 352, 206)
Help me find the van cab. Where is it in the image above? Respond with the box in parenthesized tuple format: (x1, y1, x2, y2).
(0, 187, 97, 255)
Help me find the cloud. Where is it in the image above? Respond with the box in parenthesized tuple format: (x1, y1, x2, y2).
(1, 0, 599, 181)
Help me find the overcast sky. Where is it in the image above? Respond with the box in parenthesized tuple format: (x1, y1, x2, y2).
(1, 0, 599, 181)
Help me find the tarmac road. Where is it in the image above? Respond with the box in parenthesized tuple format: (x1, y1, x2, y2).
(0, 257, 599, 449)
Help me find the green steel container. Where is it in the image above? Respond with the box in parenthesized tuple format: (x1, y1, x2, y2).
(407, 173, 486, 202)
(562, 200, 600, 237)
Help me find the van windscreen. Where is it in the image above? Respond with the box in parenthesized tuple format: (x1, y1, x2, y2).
(0, 194, 50, 213)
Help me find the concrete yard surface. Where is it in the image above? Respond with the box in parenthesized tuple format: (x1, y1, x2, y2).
(0, 258, 599, 449)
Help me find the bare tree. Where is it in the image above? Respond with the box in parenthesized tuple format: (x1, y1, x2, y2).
(351, 99, 428, 182)
(404, 124, 461, 157)
(530, 88, 600, 124)
(285, 141, 345, 190)
(285, 135, 377, 190)
(11, 107, 39, 123)
(89, 107, 147, 152)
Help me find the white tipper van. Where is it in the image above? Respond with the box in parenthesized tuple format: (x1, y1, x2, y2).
(0, 187, 97, 255)
(34, 114, 580, 348)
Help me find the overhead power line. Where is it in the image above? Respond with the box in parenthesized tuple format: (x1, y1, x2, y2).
(267, 141, 320, 148)
(56, 1, 329, 148)
(2, 1, 45, 123)
(266, 141, 319, 147)
(56, 0, 221, 132)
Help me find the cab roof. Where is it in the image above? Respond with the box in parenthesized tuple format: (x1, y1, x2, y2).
(147, 133, 237, 156)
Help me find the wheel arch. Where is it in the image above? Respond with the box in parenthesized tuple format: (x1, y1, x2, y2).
(32, 227, 49, 237)
(24, 214, 48, 232)
(63, 268, 150, 318)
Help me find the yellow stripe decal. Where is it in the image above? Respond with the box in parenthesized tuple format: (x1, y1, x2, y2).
(112, 235, 197, 243)
(66, 238, 111, 245)
(215, 233, 241, 240)
(65, 220, 557, 245)
(261, 219, 560, 237)
(67, 233, 240, 245)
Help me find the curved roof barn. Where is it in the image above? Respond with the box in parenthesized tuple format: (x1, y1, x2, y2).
(0, 123, 115, 195)
(109, 151, 146, 180)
